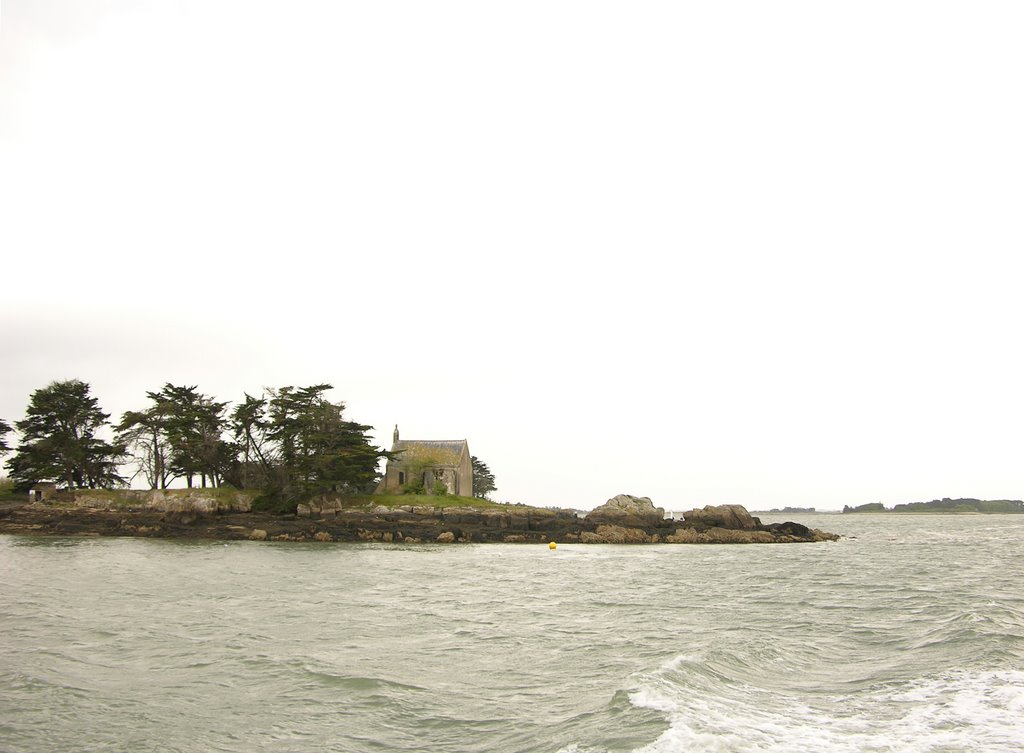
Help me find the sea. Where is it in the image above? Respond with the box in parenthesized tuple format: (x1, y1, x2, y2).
(1, 513, 1022, 753)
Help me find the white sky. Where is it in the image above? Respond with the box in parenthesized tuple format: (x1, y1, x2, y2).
(2, 1, 1022, 510)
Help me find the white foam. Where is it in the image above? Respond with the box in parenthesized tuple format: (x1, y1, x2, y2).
(628, 685, 679, 714)
(657, 653, 697, 672)
(626, 668, 1024, 753)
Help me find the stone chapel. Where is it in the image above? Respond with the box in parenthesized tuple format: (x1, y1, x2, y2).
(377, 426, 473, 497)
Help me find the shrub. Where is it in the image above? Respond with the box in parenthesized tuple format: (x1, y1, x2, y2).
(401, 479, 425, 495)
(251, 491, 296, 515)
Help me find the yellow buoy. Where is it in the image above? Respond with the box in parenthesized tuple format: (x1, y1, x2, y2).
(548, 541, 557, 550)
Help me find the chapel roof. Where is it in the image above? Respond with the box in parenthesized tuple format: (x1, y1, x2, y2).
(392, 439, 468, 466)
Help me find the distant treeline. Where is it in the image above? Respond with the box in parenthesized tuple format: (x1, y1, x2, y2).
(843, 498, 1024, 514)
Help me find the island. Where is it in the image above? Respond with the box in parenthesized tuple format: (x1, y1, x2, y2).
(0, 491, 838, 544)
(0, 381, 839, 545)
(842, 498, 1024, 514)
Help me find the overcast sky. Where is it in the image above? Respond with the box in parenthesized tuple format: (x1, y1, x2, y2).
(2, 1, 1022, 510)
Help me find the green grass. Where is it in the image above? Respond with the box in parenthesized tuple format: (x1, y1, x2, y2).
(0, 476, 20, 503)
(72, 489, 256, 499)
(345, 494, 508, 510)
(155, 487, 258, 501)
(0, 483, 523, 513)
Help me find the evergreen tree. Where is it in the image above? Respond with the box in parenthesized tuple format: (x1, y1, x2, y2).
(116, 396, 175, 489)
(117, 384, 234, 489)
(471, 455, 497, 500)
(229, 393, 274, 489)
(124, 384, 234, 489)
(6, 380, 125, 490)
(265, 384, 389, 500)
(158, 385, 207, 488)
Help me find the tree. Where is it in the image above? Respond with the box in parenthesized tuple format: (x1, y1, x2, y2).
(119, 384, 235, 489)
(188, 394, 234, 489)
(0, 418, 11, 456)
(116, 383, 234, 489)
(471, 455, 497, 500)
(156, 384, 231, 489)
(116, 397, 176, 490)
(265, 384, 390, 501)
(229, 393, 274, 490)
(5, 380, 125, 490)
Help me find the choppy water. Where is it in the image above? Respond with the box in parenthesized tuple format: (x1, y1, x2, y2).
(2, 514, 1023, 753)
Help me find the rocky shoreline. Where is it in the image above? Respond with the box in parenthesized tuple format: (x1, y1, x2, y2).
(0, 493, 838, 545)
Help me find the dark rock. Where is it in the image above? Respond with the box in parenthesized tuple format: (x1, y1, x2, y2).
(586, 494, 665, 527)
(682, 504, 758, 530)
(579, 525, 651, 544)
(766, 521, 811, 538)
(161, 511, 199, 525)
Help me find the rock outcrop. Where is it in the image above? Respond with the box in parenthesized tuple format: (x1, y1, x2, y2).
(682, 504, 759, 530)
(297, 496, 346, 517)
(694, 528, 776, 544)
(579, 525, 653, 544)
(0, 493, 838, 545)
(586, 494, 666, 527)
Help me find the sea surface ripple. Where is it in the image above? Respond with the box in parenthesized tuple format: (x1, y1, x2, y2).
(2, 514, 1023, 752)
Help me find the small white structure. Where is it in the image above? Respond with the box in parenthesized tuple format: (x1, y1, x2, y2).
(28, 482, 58, 502)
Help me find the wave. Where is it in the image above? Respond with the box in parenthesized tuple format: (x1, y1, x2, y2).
(620, 656, 1024, 753)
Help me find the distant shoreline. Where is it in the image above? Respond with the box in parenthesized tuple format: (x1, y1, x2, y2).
(842, 510, 1023, 515)
(843, 498, 1024, 515)
(749, 508, 820, 515)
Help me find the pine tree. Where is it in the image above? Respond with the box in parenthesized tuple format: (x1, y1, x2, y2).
(6, 380, 125, 490)
(116, 398, 175, 489)
(266, 384, 389, 500)
(117, 384, 234, 489)
(229, 393, 274, 490)
(471, 456, 497, 500)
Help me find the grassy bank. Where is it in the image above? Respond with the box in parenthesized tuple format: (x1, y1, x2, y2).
(4, 485, 518, 512)
(346, 493, 508, 510)
(0, 477, 19, 504)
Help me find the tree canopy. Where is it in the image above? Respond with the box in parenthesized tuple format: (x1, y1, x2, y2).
(5, 380, 125, 490)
